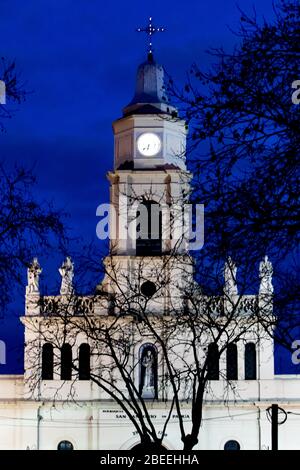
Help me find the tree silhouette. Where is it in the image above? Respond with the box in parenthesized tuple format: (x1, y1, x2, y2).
(169, 0, 299, 326)
(0, 58, 27, 132)
(0, 164, 66, 310)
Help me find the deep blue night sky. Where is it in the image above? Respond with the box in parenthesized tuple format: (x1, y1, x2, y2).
(0, 0, 286, 373)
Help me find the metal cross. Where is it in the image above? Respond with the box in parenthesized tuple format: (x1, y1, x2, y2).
(136, 17, 166, 55)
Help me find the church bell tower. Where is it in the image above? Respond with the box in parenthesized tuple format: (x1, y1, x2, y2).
(101, 34, 193, 314)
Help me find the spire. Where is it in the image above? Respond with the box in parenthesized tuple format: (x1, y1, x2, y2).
(123, 53, 177, 117)
(123, 18, 176, 117)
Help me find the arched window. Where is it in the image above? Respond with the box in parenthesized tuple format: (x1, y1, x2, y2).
(207, 343, 219, 380)
(57, 440, 73, 450)
(226, 343, 238, 380)
(79, 343, 90, 380)
(245, 343, 257, 380)
(139, 343, 158, 399)
(61, 343, 72, 381)
(224, 440, 240, 451)
(42, 343, 53, 380)
(136, 200, 162, 256)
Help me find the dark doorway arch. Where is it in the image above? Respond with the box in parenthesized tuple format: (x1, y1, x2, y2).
(131, 441, 167, 452)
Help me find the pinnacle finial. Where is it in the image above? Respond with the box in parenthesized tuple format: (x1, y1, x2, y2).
(26, 257, 42, 295)
(224, 257, 238, 296)
(259, 255, 273, 295)
(59, 256, 74, 295)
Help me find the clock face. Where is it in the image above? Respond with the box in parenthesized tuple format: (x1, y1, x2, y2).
(137, 132, 161, 157)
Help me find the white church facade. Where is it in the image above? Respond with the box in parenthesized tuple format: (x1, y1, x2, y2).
(0, 52, 299, 451)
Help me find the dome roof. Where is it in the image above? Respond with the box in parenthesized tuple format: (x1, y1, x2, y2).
(123, 53, 177, 117)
